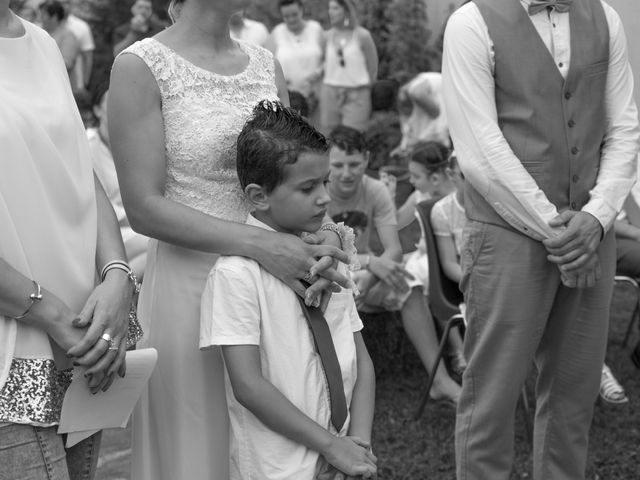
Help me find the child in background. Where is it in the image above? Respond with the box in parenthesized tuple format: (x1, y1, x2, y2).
(384, 143, 466, 381)
(328, 128, 461, 403)
(200, 101, 377, 480)
(430, 152, 466, 285)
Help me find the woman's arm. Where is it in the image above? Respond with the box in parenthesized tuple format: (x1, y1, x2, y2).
(274, 58, 290, 106)
(347, 332, 375, 443)
(67, 176, 134, 391)
(0, 258, 85, 356)
(435, 234, 462, 283)
(108, 54, 348, 298)
(358, 28, 378, 84)
(222, 345, 377, 477)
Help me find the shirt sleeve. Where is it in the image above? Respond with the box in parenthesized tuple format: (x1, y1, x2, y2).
(199, 259, 262, 350)
(369, 178, 398, 229)
(442, 5, 564, 242)
(430, 199, 452, 238)
(582, 2, 640, 232)
(77, 21, 95, 52)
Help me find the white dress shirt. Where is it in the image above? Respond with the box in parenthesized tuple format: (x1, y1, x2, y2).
(443, 0, 640, 241)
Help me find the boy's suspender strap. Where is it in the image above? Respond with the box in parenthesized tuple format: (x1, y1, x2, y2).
(296, 296, 348, 432)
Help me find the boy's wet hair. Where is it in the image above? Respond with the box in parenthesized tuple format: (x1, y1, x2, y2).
(409, 141, 451, 175)
(237, 100, 328, 193)
(329, 125, 366, 155)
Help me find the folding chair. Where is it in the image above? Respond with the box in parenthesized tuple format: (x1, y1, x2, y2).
(412, 199, 532, 442)
(413, 198, 465, 420)
(613, 275, 640, 347)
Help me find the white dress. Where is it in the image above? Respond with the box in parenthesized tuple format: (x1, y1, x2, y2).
(121, 38, 278, 480)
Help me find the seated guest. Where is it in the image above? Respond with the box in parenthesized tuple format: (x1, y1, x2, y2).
(385, 144, 465, 380)
(112, 0, 166, 56)
(88, 83, 148, 280)
(200, 101, 376, 480)
(328, 126, 460, 403)
(395, 72, 450, 158)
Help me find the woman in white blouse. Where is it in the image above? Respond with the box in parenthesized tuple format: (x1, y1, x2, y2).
(320, 0, 378, 134)
(0, 4, 133, 479)
(267, 0, 324, 123)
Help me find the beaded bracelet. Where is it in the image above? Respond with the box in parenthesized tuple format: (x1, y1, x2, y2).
(320, 222, 360, 271)
(14, 280, 43, 320)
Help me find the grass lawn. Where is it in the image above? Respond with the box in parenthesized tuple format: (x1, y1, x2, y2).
(96, 284, 640, 479)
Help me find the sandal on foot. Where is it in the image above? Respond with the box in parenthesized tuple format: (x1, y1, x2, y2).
(600, 364, 628, 404)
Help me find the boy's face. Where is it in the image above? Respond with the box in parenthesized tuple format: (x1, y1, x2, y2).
(329, 146, 367, 198)
(265, 151, 331, 234)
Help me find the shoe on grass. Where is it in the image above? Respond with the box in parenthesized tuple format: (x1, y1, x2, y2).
(600, 364, 628, 404)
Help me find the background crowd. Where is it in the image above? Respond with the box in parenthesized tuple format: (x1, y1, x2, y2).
(3, 0, 640, 479)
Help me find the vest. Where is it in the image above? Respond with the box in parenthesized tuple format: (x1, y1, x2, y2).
(466, 0, 609, 231)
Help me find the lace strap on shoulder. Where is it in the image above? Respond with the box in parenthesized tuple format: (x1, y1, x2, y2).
(241, 41, 277, 86)
(117, 38, 177, 95)
(117, 39, 167, 79)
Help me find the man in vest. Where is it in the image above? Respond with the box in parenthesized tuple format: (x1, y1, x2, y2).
(442, 1, 640, 479)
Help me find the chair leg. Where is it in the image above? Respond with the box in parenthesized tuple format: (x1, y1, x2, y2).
(623, 290, 640, 347)
(519, 386, 533, 445)
(414, 314, 465, 420)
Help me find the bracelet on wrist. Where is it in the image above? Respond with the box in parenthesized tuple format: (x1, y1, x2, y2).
(100, 260, 140, 294)
(320, 222, 360, 271)
(13, 280, 43, 320)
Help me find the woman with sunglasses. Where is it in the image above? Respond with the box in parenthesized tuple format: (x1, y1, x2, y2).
(320, 0, 378, 134)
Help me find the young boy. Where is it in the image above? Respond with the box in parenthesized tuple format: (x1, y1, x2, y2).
(327, 127, 461, 403)
(200, 101, 377, 480)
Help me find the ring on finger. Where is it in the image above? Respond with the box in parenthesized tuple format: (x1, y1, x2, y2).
(100, 332, 119, 351)
(303, 271, 313, 282)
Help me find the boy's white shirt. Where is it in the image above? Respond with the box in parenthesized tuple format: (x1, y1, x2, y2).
(199, 214, 363, 480)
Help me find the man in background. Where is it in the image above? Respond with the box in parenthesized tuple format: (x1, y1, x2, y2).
(112, 0, 166, 56)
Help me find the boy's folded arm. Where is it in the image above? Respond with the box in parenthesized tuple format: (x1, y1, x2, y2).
(222, 345, 377, 477)
(346, 333, 375, 444)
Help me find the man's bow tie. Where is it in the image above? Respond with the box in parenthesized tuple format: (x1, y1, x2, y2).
(528, 0, 573, 15)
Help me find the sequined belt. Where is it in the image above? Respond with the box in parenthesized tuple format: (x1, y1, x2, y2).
(0, 359, 72, 425)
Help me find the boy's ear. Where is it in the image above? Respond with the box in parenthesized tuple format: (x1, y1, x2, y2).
(244, 183, 270, 211)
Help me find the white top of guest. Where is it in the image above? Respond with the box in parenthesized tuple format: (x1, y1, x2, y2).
(270, 20, 323, 97)
(431, 192, 466, 257)
(230, 18, 269, 47)
(0, 16, 96, 423)
(323, 28, 370, 87)
(442, 0, 640, 241)
(200, 214, 363, 480)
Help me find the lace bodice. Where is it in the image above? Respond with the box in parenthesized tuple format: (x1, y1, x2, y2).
(122, 38, 279, 222)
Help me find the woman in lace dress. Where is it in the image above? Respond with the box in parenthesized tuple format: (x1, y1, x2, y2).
(108, 1, 350, 479)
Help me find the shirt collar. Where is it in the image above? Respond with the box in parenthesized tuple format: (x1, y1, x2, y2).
(246, 213, 277, 232)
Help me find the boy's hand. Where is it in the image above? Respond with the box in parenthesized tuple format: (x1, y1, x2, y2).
(322, 436, 377, 478)
(367, 256, 413, 292)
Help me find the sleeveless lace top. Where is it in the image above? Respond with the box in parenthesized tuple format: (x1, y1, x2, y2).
(122, 38, 279, 222)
